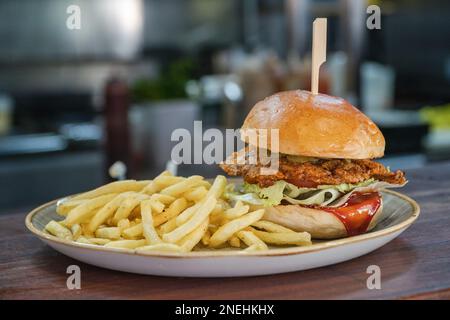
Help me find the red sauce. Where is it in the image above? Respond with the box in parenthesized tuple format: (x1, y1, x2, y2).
(321, 192, 382, 236)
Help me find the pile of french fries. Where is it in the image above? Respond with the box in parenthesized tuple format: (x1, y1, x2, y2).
(44, 172, 312, 253)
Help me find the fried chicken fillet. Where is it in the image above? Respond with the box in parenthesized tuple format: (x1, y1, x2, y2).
(220, 148, 406, 188)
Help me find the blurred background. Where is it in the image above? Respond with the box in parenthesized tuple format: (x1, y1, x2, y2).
(0, 0, 449, 214)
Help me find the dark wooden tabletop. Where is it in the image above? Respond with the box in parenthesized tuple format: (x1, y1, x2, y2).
(1, 161, 450, 300)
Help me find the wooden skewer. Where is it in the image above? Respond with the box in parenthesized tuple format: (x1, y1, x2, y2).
(311, 18, 327, 95)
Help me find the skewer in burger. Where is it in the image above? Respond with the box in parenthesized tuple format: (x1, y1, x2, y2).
(221, 90, 407, 239)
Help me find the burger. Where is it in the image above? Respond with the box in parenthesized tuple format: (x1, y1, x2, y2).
(220, 90, 407, 239)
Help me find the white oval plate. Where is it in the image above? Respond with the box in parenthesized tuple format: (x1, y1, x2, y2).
(26, 189, 419, 277)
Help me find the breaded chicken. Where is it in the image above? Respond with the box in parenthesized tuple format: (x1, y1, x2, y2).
(220, 149, 406, 188)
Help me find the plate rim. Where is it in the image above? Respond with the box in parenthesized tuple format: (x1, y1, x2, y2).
(25, 189, 420, 258)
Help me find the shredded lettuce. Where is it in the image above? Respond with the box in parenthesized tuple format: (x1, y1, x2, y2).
(283, 189, 341, 206)
(317, 178, 375, 193)
(225, 192, 266, 206)
(254, 181, 286, 206)
(227, 179, 377, 207)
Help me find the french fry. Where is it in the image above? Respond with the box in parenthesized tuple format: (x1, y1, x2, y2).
(139, 171, 172, 195)
(184, 186, 208, 202)
(155, 176, 185, 188)
(175, 176, 227, 226)
(211, 204, 225, 216)
(128, 206, 141, 221)
(163, 196, 216, 243)
(112, 193, 149, 224)
(201, 229, 211, 246)
(141, 171, 185, 195)
(209, 209, 264, 247)
(150, 201, 165, 214)
(179, 218, 209, 252)
(158, 218, 178, 234)
(122, 223, 143, 238)
(205, 175, 227, 199)
(70, 224, 82, 239)
(87, 193, 132, 232)
(149, 197, 165, 214)
(95, 227, 121, 240)
(229, 236, 241, 248)
(218, 198, 232, 209)
(80, 223, 94, 238)
(153, 198, 188, 227)
(252, 230, 312, 246)
(45, 220, 73, 240)
(64, 194, 117, 227)
(71, 180, 149, 201)
(117, 218, 131, 230)
(237, 230, 268, 250)
(141, 200, 162, 244)
(136, 243, 181, 253)
(243, 244, 261, 252)
(56, 198, 87, 216)
(160, 176, 204, 197)
(213, 216, 230, 227)
(76, 236, 92, 244)
(104, 239, 147, 249)
(208, 224, 219, 234)
(149, 194, 176, 205)
(198, 180, 212, 188)
(87, 238, 111, 245)
(251, 220, 296, 233)
(224, 204, 250, 219)
(209, 209, 225, 227)
(175, 203, 200, 226)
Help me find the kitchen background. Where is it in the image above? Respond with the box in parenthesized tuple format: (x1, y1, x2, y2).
(0, 0, 449, 214)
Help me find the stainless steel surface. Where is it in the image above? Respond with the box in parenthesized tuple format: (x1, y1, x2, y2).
(0, 0, 144, 61)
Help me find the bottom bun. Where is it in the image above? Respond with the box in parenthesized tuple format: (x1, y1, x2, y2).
(263, 199, 384, 239)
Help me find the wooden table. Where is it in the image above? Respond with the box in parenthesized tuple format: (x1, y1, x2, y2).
(1, 162, 450, 300)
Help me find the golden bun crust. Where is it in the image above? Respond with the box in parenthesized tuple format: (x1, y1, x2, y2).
(263, 201, 384, 239)
(241, 90, 385, 159)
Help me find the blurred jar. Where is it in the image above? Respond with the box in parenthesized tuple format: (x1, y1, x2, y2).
(361, 62, 395, 111)
(0, 94, 13, 136)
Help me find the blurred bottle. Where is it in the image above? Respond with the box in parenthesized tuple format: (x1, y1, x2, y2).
(104, 77, 132, 180)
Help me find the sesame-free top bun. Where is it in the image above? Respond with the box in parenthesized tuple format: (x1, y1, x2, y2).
(241, 90, 385, 159)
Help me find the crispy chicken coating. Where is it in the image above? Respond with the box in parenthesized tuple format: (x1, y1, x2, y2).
(220, 149, 406, 188)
